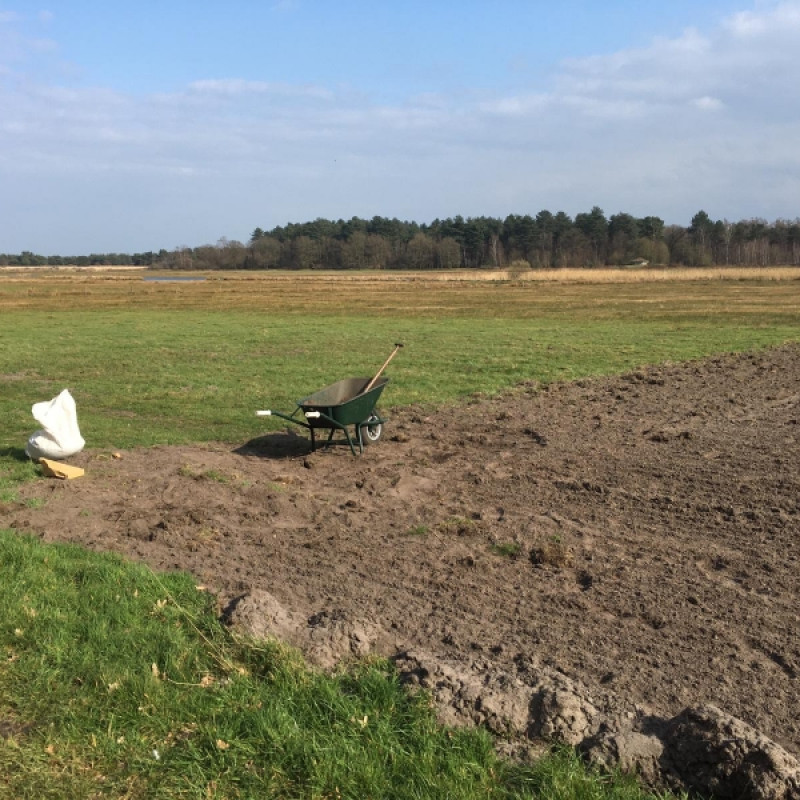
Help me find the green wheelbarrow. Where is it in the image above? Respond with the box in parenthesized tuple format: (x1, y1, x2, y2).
(256, 345, 401, 456)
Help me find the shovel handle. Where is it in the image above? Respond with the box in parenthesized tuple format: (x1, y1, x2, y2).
(364, 343, 403, 394)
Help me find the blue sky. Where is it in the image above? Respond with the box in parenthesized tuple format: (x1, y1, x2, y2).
(1, 1, 799, 255)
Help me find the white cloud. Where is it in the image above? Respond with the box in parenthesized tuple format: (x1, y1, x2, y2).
(728, 9, 769, 35)
(188, 78, 333, 101)
(727, 2, 800, 36)
(0, 8, 58, 70)
(478, 94, 549, 116)
(271, 0, 299, 12)
(692, 96, 724, 111)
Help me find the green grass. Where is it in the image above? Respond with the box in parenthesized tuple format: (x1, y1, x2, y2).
(0, 455, 38, 504)
(1, 300, 798, 451)
(0, 530, 679, 799)
(491, 541, 523, 559)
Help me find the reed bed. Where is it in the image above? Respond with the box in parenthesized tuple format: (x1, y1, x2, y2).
(3, 265, 800, 284)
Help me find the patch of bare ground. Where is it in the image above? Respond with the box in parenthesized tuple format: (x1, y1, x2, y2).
(7, 344, 800, 798)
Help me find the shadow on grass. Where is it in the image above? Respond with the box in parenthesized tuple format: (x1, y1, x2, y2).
(0, 446, 30, 462)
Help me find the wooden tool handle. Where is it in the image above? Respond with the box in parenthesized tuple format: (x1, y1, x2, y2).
(364, 343, 403, 393)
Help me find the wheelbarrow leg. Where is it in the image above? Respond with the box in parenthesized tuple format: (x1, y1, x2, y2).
(342, 427, 359, 457)
(309, 426, 316, 452)
(355, 425, 365, 454)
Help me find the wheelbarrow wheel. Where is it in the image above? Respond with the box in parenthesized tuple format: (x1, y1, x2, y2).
(360, 413, 382, 445)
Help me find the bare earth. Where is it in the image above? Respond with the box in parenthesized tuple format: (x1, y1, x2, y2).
(7, 346, 800, 766)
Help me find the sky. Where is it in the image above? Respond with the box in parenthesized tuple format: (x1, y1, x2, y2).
(1, 1, 799, 255)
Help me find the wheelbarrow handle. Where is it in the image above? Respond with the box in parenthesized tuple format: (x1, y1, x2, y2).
(257, 408, 310, 428)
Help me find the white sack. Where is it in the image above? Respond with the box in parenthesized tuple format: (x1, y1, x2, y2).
(25, 389, 85, 461)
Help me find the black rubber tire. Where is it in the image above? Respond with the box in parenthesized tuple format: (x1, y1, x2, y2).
(361, 413, 382, 445)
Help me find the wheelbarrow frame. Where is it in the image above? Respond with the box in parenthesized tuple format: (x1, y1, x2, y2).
(259, 376, 389, 456)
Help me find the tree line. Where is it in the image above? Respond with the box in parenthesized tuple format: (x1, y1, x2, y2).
(3, 209, 800, 270)
(0, 250, 161, 268)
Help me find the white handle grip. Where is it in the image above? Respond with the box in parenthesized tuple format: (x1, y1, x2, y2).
(256, 410, 272, 417)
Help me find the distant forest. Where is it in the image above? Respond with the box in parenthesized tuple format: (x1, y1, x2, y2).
(4, 209, 800, 270)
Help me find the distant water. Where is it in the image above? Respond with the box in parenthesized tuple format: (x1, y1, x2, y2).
(143, 276, 205, 282)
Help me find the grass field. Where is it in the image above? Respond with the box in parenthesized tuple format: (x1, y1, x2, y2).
(2, 269, 798, 798)
(2, 269, 799, 449)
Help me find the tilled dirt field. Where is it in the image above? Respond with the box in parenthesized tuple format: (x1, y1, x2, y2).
(6, 345, 800, 782)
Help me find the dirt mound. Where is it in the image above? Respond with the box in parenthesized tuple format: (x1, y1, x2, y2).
(7, 344, 800, 797)
(396, 650, 800, 799)
(224, 590, 388, 670)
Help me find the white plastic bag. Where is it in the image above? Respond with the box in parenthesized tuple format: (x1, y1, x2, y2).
(25, 389, 85, 461)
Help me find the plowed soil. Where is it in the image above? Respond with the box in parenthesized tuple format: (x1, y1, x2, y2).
(7, 345, 800, 757)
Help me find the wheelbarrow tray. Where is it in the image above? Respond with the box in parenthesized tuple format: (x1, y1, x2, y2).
(300, 377, 388, 427)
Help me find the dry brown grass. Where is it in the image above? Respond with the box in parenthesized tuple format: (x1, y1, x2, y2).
(2, 266, 800, 317)
(529, 537, 575, 568)
(3, 265, 800, 284)
(506, 266, 800, 283)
